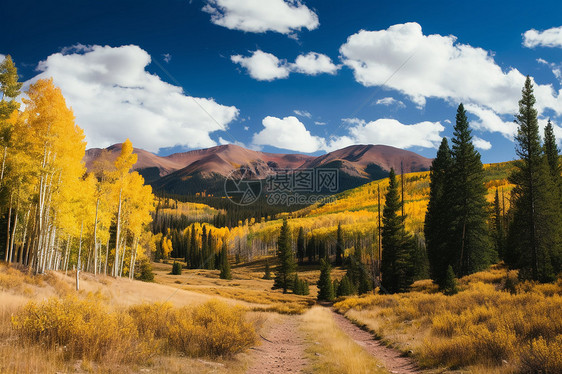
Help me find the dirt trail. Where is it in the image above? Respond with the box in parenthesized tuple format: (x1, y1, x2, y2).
(331, 310, 419, 374)
(246, 315, 309, 373)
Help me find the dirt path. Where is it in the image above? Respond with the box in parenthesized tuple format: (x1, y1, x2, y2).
(246, 315, 309, 373)
(331, 310, 419, 374)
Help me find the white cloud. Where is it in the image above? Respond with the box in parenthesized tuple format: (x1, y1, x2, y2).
(244, 126, 249, 131)
(202, 0, 319, 35)
(523, 26, 562, 48)
(218, 136, 246, 147)
(375, 96, 406, 108)
(472, 136, 492, 150)
(233, 50, 339, 80)
(293, 109, 312, 118)
(340, 22, 562, 117)
(27, 45, 239, 152)
(314, 121, 326, 126)
(252, 116, 325, 152)
(251, 115, 444, 153)
(465, 104, 518, 139)
(162, 53, 172, 63)
(326, 118, 444, 151)
(231, 50, 290, 81)
(537, 58, 562, 83)
(292, 52, 339, 75)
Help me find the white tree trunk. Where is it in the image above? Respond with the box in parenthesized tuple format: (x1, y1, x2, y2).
(113, 189, 122, 277)
(93, 198, 99, 276)
(76, 222, 83, 291)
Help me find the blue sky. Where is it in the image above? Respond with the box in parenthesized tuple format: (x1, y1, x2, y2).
(2, 0, 562, 163)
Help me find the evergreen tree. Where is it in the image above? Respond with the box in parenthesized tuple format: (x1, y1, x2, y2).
(201, 225, 207, 269)
(171, 261, 182, 275)
(189, 225, 197, 269)
(306, 235, 316, 263)
(442, 265, 458, 295)
(507, 77, 561, 281)
(335, 222, 344, 266)
(297, 227, 305, 264)
(219, 242, 232, 280)
(263, 260, 271, 280)
(337, 274, 355, 297)
(184, 226, 191, 267)
(425, 138, 453, 286)
(207, 229, 215, 270)
(492, 189, 505, 260)
(448, 104, 494, 276)
(302, 279, 310, 295)
(273, 219, 296, 293)
(317, 258, 335, 301)
(381, 169, 415, 293)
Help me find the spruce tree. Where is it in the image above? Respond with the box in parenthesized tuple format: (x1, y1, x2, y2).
(335, 222, 344, 266)
(273, 219, 296, 293)
(317, 258, 335, 301)
(448, 104, 494, 276)
(201, 225, 207, 269)
(442, 265, 458, 295)
(492, 189, 505, 260)
(185, 226, 191, 267)
(307, 235, 316, 263)
(297, 227, 305, 264)
(507, 77, 561, 281)
(219, 242, 232, 280)
(189, 225, 197, 269)
(381, 169, 416, 293)
(337, 274, 355, 297)
(263, 260, 272, 279)
(425, 138, 453, 286)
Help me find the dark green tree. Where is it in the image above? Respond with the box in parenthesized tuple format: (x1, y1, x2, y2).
(317, 258, 335, 301)
(507, 77, 561, 281)
(442, 265, 458, 295)
(219, 242, 232, 280)
(306, 235, 316, 263)
(448, 104, 494, 276)
(381, 169, 415, 293)
(273, 219, 296, 293)
(297, 227, 305, 264)
(335, 222, 344, 266)
(171, 261, 182, 275)
(337, 274, 355, 297)
(425, 138, 453, 286)
(492, 189, 505, 260)
(263, 259, 272, 280)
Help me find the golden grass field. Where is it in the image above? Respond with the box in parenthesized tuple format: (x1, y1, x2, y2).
(334, 264, 562, 374)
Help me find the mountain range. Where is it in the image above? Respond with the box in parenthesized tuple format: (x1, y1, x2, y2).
(84, 143, 433, 195)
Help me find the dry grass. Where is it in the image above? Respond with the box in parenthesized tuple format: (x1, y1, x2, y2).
(301, 307, 387, 374)
(334, 267, 562, 373)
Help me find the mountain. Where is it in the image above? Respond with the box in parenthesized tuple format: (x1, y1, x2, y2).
(84, 143, 432, 195)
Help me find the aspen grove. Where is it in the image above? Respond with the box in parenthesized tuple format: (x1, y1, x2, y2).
(0, 57, 154, 282)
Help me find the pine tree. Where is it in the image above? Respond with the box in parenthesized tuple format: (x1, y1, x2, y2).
(381, 168, 415, 293)
(171, 261, 182, 275)
(507, 77, 561, 281)
(189, 225, 197, 269)
(263, 260, 271, 279)
(201, 225, 207, 269)
(448, 104, 494, 276)
(297, 227, 305, 264)
(337, 274, 355, 297)
(425, 138, 453, 286)
(317, 258, 335, 301)
(442, 265, 458, 295)
(302, 279, 310, 295)
(306, 234, 316, 263)
(335, 222, 344, 266)
(219, 242, 232, 280)
(273, 219, 296, 293)
(492, 189, 505, 260)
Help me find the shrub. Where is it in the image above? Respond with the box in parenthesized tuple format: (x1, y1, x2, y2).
(171, 261, 182, 275)
(135, 259, 154, 282)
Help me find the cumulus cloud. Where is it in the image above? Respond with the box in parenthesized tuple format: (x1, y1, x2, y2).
(293, 109, 312, 118)
(464, 104, 518, 139)
(232, 50, 338, 80)
(251, 115, 444, 153)
(292, 52, 339, 75)
(27, 45, 239, 152)
(523, 26, 562, 48)
(231, 50, 290, 81)
(340, 22, 562, 117)
(202, 0, 318, 35)
(375, 97, 406, 108)
(472, 136, 492, 150)
(252, 116, 325, 152)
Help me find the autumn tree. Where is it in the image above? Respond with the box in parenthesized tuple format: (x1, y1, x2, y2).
(272, 219, 296, 293)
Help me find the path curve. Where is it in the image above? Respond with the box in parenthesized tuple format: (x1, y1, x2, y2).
(246, 315, 308, 373)
(331, 310, 419, 374)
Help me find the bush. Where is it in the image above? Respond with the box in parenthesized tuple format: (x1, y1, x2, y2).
(171, 261, 182, 275)
(135, 259, 154, 282)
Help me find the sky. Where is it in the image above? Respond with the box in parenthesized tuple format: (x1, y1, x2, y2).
(1, 0, 562, 163)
